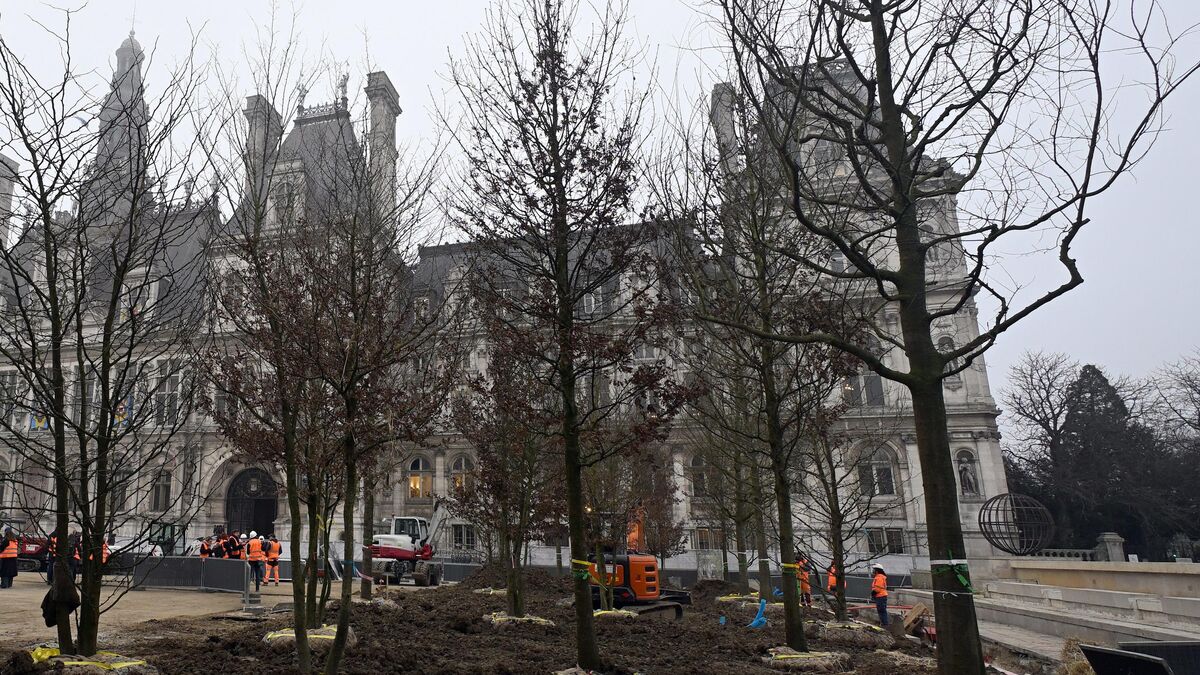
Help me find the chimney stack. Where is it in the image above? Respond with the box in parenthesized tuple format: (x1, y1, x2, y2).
(243, 94, 282, 208)
(709, 83, 740, 177)
(0, 153, 16, 248)
(364, 71, 401, 215)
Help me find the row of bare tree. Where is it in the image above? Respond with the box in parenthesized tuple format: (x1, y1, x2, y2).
(0, 1, 1195, 674)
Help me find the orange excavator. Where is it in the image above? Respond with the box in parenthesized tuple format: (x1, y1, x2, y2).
(585, 507, 691, 619)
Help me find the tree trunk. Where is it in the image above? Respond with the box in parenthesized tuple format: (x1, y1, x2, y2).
(324, 430, 358, 675)
(76, 539, 102, 655)
(909, 377, 982, 674)
(507, 536, 526, 618)
(565, 432, 602, 669)
(285, 434, 311, 673)
(749, 464, 772, 602)
(304, 493, 321, 629)
(771, 459, 807, 652)
(733, 449, 751, 595)
(759, 330, 806, 651)
(359, 487, 374, 600)
(829, 516, 847, 621)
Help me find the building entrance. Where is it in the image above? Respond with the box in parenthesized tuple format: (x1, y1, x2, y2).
(225, 468, 278, 535)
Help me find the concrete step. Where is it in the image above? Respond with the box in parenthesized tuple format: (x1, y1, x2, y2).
(977, 619, 1066, 663)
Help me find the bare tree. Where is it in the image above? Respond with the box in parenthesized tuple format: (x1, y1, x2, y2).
(669, 2, 1200, 671)
(444, 0, 691, 667)
(0, 13, 212, 655)
(447, 328, 565, 618)
(203, 16, 452, 667)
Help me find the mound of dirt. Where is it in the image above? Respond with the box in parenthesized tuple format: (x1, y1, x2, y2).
(689, 579, 746, 606)
(81, 571, 934, 674)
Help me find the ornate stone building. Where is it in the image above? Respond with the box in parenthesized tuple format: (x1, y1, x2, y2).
(0, 35, 1009, 574)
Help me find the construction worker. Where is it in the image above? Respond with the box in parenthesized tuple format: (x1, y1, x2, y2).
(70, 533, 81, 579)
(46, 534, 57, 585)
(198, 537, 211, 559)
(826, 563, 839, 594)
(246, 531, 265, 592)
(0, 529, 19, 588)
(225, 533, 244, 561)
(799, 567, 812, 607)
(264, 535, 282, 586)
(870, 563, 889, 627)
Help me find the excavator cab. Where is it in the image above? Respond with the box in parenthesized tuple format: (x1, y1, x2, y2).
(585, 509, 690, 619)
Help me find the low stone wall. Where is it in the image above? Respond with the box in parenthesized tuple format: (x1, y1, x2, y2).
(1009, 559, 1200, 597)
(983, 581, 1200, 630)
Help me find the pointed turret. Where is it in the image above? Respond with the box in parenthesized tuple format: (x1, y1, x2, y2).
(96, 31, 148, 181)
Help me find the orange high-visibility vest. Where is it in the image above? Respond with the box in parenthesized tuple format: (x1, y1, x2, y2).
(799, 569, 811, 593)
(247, 538, 264, 562)
(88, 542, 109, 563)
(872, 572, 888, 597)
(0, 538, 17, 558)
(266, 541, 281, 561)
(827, 565, 839, 592)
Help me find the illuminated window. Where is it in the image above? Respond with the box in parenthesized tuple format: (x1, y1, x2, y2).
(407, 457, 433, 500)
(450, 456, 474, 491)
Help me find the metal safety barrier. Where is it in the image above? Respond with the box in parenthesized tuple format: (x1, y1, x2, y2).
(129, 556, 249, 594)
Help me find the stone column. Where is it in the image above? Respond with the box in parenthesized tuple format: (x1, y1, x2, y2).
(1096, 532, 1126, 562)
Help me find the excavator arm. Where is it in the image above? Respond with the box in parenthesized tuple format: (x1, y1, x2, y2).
(421, 497, 447, 556)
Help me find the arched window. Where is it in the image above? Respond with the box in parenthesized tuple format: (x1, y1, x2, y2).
(689, 456, 709, 498)
(956, 450, 980, 496)
(450, 455, 474, 492)
(408, 457, 433, 500)
(858, 448, 897, 497)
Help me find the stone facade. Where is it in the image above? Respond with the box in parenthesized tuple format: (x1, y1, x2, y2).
(0, 35, 1011, 574)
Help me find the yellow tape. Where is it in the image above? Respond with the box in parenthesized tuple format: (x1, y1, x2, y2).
(30, 647, 60, 663)
(30, 647, 145, 670)
(570, 559, 591, 567)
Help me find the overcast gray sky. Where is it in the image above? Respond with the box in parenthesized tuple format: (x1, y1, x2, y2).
(3, 0, 1198, 408)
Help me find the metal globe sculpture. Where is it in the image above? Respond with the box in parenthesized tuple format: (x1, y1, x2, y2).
(978, 493, 1055, 556)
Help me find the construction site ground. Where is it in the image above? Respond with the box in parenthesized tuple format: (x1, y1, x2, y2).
(0, 566, 941, 674)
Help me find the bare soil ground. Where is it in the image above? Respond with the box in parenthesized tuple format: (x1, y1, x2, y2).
(1, 566, 936, 674)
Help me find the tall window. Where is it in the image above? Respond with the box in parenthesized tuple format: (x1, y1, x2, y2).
(843, 372, 885, 406)
(452, 523, 477, 549)
(689, 456, 709, 498)
(0, 370, 20, 430)
(155, 361, 181, 427)
(0, 458, 8, 511)
(859, 449, 897, 497)
(450, 456, 474, 491)
(866, 527, 906, 554)
(408, 457, 433, 500)
(151, 471, 172, 512)
(581, 290, 603, 317)
(956, 450, 980, 496)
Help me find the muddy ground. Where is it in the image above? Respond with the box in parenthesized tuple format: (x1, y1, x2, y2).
(2, 566, 936, 674)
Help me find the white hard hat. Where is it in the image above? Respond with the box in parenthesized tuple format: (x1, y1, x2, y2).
(249, 531, 257, 538)
(872, 563, 884, 570)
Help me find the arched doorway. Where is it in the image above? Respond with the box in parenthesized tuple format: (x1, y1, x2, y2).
(225, 469, 278, 535)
